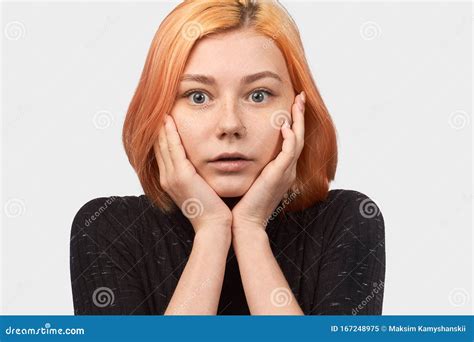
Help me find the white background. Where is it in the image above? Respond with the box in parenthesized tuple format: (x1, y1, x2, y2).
(1, 0, 472, 314)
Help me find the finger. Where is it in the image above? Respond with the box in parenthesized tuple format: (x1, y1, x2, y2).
(158, 119, 174, 172)
(154, 138, 167, 176)
(272, 118, 297, 172)
(292, 91, 305, 155)
(164, 114, 188, 166)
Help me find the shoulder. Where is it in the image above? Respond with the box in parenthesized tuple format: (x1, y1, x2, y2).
(298, 188, 383, 218)
(70, 195, 153, 242)
(325, 189, 383, 220)
(299, 188, 384, 240)
(72, 195, 144, 225)
(305, 190, 386, 315)
(321, 188, 385, 246)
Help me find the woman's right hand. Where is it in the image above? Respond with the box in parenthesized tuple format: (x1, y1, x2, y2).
(154, 114, 232, 238)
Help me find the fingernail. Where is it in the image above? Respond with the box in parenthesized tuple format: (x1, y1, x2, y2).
(301, 91, 306, 102)
(283, 119, 290, 128)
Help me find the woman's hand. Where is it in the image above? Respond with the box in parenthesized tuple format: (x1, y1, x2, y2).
(231, 91, 306, 232)
(154, 114, 232, 237)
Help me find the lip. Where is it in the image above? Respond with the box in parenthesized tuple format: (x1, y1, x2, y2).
(208, 159, 252, 172)
(209, 152, 251, 162)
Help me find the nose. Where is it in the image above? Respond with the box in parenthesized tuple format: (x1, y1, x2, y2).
(215, 99, 247, 139)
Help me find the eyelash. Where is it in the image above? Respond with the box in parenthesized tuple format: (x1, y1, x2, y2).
(181, 88, 274, 105)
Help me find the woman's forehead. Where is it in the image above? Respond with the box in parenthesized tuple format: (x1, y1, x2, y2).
(183, 33, 290, 86)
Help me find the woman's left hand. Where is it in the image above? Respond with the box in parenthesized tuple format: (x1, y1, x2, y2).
(232, 91, 306, 232)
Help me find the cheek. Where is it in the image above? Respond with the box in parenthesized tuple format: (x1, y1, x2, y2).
(174, 121, 201, 163)
(251, 125, 282, 164)
(174, 119, 216, 175)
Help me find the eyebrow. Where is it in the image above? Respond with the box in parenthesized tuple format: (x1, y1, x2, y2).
(179, 71, 282, 85)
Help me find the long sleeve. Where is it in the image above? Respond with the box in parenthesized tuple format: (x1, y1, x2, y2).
(310, 191, 386, 315)
(69, 197, 149, 315)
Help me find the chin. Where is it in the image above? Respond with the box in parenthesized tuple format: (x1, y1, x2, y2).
(208, 175, 254, 197)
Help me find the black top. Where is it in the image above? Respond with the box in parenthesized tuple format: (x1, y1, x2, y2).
(70, 189, 385, 315)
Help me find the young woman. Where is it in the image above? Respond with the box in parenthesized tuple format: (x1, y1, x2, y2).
(70, 0, 385, 315)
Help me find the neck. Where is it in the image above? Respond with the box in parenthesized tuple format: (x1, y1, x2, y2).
(222, 197, 242, 210)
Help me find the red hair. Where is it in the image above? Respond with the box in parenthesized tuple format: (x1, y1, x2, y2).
(122, 0, 338, 213)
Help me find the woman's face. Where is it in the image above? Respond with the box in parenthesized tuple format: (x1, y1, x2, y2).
(170, 28, 296, 198)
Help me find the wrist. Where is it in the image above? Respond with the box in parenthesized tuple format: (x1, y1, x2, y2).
(232, 228, 271, 260)
(232, 226, 269, 246)
(194, 225, 232, 249)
